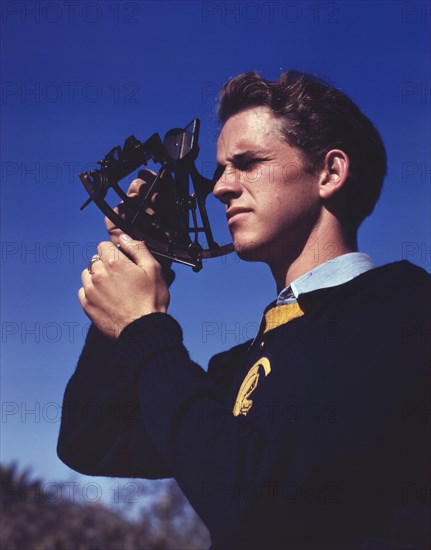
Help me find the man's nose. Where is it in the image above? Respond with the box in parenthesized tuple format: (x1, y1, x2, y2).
(213, 168, 242, 204)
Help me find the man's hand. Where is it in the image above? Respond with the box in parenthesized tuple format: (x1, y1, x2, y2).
(78, 234, 170, 340)
(105, 169, 176, 285)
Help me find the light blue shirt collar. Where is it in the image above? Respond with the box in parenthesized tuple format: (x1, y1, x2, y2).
(276, 252, 375, 305)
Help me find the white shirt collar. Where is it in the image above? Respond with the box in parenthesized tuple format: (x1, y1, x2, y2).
(277, 252, 375, 305)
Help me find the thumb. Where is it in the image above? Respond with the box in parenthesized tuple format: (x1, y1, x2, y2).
(120, 233, 175, 286)
(119, 233, 151, 266)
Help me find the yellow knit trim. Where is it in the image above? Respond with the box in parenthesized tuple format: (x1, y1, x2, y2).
(263, 303, 304, 333)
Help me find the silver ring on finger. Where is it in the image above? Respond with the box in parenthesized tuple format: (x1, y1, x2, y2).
(88, 254, 102, 274)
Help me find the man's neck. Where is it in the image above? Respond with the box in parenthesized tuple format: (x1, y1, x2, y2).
(270, 227, 357, 293)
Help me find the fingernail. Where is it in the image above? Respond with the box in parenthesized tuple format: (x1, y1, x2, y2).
(120, 234, 132, 242)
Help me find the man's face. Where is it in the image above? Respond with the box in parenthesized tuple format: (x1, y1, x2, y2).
(214, 107, 321, 265)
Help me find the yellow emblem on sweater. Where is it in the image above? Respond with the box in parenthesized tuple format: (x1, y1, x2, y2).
(233, 357, 271, 417)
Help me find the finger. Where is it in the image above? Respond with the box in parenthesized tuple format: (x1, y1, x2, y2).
(135, 169, 173, 207)
(78, 287, 94, 321)
(105, 212, 121, 235)
(81, 267, 92, 285)
(127, 178, 149, 197)
(129, 170, 157, 195)
(105, 173, 156, 235)
(82, 265, 101, 294)
(118, 234, 155, 268)
(78, 286, 87, 307)
(97, 241, 118, 260)
(99, 240, 136, 270)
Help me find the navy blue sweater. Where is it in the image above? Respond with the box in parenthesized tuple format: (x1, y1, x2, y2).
(58, 261, 430, 549)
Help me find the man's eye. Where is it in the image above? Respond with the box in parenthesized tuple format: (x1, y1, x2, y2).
(239, 159, 261, 171)
(213, 159, 262, 182)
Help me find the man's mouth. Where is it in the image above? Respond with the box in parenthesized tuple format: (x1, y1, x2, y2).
(226, 207, 252, 224)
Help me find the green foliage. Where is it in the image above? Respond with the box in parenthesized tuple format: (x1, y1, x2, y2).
(0, 463, 210, 550)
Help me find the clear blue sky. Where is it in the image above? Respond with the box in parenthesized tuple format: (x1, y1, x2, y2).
(1, 0, 430, 511)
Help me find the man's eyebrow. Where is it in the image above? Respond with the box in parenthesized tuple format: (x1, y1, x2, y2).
(222, 149, 272, 164)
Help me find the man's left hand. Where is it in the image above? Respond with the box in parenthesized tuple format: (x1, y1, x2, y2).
(78, 234, 170, 340)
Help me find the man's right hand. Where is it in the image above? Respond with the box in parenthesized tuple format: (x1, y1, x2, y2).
(105, 169, 176, 285)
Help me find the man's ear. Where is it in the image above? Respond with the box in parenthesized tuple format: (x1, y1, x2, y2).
(318, 150, 350, 199)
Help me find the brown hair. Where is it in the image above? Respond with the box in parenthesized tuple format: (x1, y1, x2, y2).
(218, 71, 387, 229)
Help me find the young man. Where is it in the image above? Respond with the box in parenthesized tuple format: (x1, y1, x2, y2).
(58, 72, 430, 549)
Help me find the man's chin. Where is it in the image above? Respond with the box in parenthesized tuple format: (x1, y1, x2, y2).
(234, 241, 265, 262)
(234, 240, 289, 264)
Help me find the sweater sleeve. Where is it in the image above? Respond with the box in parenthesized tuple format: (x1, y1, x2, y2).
(57, 323, 171, 479)
(115, 313, 292, 546)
